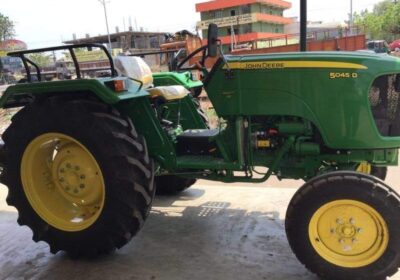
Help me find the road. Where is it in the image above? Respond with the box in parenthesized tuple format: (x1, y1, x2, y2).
(1, 168, 400, 280)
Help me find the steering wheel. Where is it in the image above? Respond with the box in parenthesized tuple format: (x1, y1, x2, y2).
(176, 45, 209, 75)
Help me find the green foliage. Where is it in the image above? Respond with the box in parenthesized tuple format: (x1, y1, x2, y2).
(0, 13, 15, 41)
(355, 0, 400, 41)
(27, 53, 53, 67)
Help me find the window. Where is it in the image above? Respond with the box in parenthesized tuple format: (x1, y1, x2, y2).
(242, 24, 252, 34)
(215, 10, 223, 18)
(241, 4, 251, 14)
(231, 10, 236, 16)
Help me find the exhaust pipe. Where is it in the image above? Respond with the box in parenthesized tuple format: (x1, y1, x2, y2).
(300, 0, 307, 52)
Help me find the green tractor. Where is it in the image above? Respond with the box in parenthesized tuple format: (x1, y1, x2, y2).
(3, 20, 400, 279)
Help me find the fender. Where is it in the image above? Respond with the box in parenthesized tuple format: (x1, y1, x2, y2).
(0, 77, 149, 108)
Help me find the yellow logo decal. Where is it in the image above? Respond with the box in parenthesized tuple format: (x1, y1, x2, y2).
(224, 61, 368, 70)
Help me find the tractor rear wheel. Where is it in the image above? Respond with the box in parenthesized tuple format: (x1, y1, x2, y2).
(286, 171, 400, 280)
(1, 97, 154, 257)
(155, 175, 196, 195)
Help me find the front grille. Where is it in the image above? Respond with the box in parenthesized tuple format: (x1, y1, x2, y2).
(369, 74, 400, 136)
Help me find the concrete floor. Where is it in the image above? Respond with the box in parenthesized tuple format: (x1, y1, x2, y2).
(1, 169, 400, 280)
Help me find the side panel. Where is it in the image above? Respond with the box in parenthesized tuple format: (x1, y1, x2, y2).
(116, 97, 177, 170)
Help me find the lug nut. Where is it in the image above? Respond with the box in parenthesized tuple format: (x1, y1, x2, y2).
(79, 184, 85, 189)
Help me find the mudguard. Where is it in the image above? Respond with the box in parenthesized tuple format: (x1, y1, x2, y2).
(0, 77, 148, 108)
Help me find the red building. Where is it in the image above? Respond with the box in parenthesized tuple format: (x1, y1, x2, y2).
(196, 0, 292, 51)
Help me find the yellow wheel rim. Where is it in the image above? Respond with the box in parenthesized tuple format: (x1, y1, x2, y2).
(309, 200, 388, 268)
(357, 162, 372, 175)
(21, 133, 105, 232)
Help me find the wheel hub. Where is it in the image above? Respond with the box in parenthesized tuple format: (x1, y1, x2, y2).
(309, 200, 389, 268)
(21, 133, 105, 232)
(58, 164, 81, 194)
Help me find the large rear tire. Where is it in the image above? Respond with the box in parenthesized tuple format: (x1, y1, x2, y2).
(1, 97, 154, 257)
(286, 172, 400, 280)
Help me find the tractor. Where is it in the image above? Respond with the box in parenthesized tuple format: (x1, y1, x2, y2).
(2, 15, 400, 279)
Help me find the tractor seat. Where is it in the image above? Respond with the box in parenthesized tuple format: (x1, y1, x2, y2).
(114, 56, 188, 101)
(148, 86, 188, 101)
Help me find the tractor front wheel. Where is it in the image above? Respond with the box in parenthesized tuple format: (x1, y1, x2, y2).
(1, 97, 154, 257)
(286, 171, 400, 280)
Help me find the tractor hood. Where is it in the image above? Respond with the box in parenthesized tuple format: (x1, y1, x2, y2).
(205, 51, 400, 150)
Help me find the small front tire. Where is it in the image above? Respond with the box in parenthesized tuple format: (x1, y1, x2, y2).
(286, 171, 400, 280)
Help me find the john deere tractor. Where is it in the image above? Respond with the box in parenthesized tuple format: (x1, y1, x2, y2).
(2, 21, 400, 279)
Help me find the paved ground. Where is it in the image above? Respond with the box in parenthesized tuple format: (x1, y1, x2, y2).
(0, 85, 8, 93)
(1, 168, 400, 280)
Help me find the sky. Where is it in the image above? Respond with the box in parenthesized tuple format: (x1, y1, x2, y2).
(1, 0, 383, 49)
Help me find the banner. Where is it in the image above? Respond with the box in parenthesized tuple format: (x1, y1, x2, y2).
(197, 14, 257, 30)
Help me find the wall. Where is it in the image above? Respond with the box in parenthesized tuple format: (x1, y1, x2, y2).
(231, 34, 366, 54)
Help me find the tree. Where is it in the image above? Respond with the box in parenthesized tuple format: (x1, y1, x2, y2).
(27, 53, 52, 67)
(0, 13, 15, 41)
(355, 0, 400, 41)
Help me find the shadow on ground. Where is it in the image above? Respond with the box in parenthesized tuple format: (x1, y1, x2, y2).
(0, 187, 316, 280)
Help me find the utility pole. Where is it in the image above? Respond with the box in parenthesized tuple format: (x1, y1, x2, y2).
(98, 0, 112, 52)
(349, 0, 353, 35)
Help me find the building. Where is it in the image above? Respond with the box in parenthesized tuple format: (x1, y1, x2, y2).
(285, 20, 351, 40)
(63, 28, 167, 70)
(64, 28, 166, 54)
(196, 0, 292, 51)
